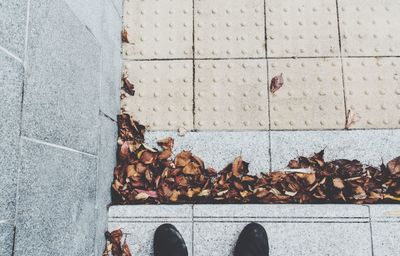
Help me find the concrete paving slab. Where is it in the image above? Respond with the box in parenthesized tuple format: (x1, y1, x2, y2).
(343, 57, 400, 129)
(123, 0, 193, 59)
(0, 221, 14, 256)
(195, 59, 269, 130)
(0, 51, 23, 220)
(266, 0, 339, 57)
(14, 138, 97, 255)
(121, 60, 193, 130)
(64, 0, 104, 40)
(22, 0, 101, 154)
(338, 0, 400, 56)
(194, 0, 265, 58)
(108, 221, 193, 256)
(109, 205, 192, 219)
(269, 58, 345, 130)
(371, 222, 400, 256)
(270, 129, 400, 170)
(145, 131, 270, 173)
(0, 0, 28, 59)
(193, 204, 369, 219)
(193, 221, 371, 256)
(369, 205, 400, 222)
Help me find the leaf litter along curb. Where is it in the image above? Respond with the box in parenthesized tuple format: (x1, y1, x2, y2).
(103, 229, 132, 256)
(112, 114, 400, 204)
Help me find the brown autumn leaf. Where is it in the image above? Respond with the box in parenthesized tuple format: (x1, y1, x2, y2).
(387, 156, 400, 176)
(183, 162, 201, 176)
(270, 73, 284, 94)
(333, 178, 345, 189)
(122, 73, 135, 96)
(175, 151, 192, 167)
(121, 28, 129, 43)
(232, 156, 244, 177)
(345, 109, 359, 129)
(157, 137, 174, 150)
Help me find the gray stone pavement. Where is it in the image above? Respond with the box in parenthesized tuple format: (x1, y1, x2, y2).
(146, 129, 400, 172)
(108, 204, 400, 256)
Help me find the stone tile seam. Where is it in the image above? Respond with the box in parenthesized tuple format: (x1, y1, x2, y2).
(21, 136, 98, 158)
(122, 55, 400, 63)
(0, 219, 14, 224)
(0, 45, 23, 64)
(335, 0, 349, 132)
(192, 0, 196, 129)
(144, 127, 400, 132)
(365, 205, 375, 256)
(62, 0, 102, 46)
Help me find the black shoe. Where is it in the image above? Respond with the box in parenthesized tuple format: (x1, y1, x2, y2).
(234, 222, 269, 256)
(154, 224, 188, 256)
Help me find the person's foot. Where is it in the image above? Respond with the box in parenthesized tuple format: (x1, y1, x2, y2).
(154, 223, 188, 256)
(234, 222, 269, 256)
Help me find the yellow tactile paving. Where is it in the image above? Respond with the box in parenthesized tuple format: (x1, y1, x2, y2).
(122, 0, 193, 59)
(338, 0, 400, 56)
(121, 60, 193, 130)
(269, 58, 345, 130)
(195, 59, 269, 130)
(194, 0, 265, 58)
(266, 0, 339, 57)
(343, 57, 400, 129)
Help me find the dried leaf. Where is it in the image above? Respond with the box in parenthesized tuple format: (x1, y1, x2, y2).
(345, 109, 359, 129)
(122, 73, 135, 96)
(121, 28, 129, 43)
(270, 73, 284, 94)
(387, 156, 400, 176)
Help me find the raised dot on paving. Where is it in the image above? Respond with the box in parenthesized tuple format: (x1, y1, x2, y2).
(343, 57, 400, 129)
(266, 0, 339, 57)
(194, 0, 265, 58)
(123, 0, 193, 59)
(269, 58, 345, 130)
(195, 59, 269, 130)
(121, 60, 193, 130)
(338, 0, 400, 56)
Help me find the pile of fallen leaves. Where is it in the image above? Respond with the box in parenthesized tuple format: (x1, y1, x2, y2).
(112, 114, 400, 204)
(103, 229, 131, 256)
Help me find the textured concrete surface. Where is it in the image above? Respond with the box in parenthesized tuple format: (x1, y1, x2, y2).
(14, 138, 97, 255)
(101, 0, 122, 119)
(0, 0, 122, 255)
(343, 57, 400, 129)
(122, 0, 400, 130)
(0, 51, 23, 220)
(108, 205, 193, 256)
(22, 0, 101, 155)
(95, 115, 118, 255)
(0, 221, 14, 256)
(195, 59, 269, 130)
(145, 131, 270, 173)
(369, 205, 400, 256)
(121, 60, 193, 130)
(270, 129, 400, 170)
(109, 205, 397, 256)
(64, 0, 104, 40)
(338, 0, 400, 56)
(0, 0, 28, 59)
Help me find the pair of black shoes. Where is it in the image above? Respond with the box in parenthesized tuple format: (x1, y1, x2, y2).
(154, 222, 269, 256)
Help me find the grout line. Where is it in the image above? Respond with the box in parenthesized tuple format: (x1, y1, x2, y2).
(366, 205, 375, 256)
(335, 0, 348, 129)
(191, 204, 194, 256)
(121, 55, 400, 62)
(21, 136, 98, 158)
(100, 109, 117, 123)
(145, 127, 400, 133)
(263, 0, 273, 172)
(0, 46, 23, 63)
(192, 0, 196, 130)
(13, 1, 31, 254)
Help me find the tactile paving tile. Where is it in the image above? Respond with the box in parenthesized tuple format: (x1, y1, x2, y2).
(338, 0, 400, 56)
(343, 57, 400, 129)
(195, 59, 269, 130)
(121, 60, 193, 130)
(122, 0, 193, 59)
(269, 58, 345, 130)
(194, 0, 265, 58)
(266, 0, 340, 57)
